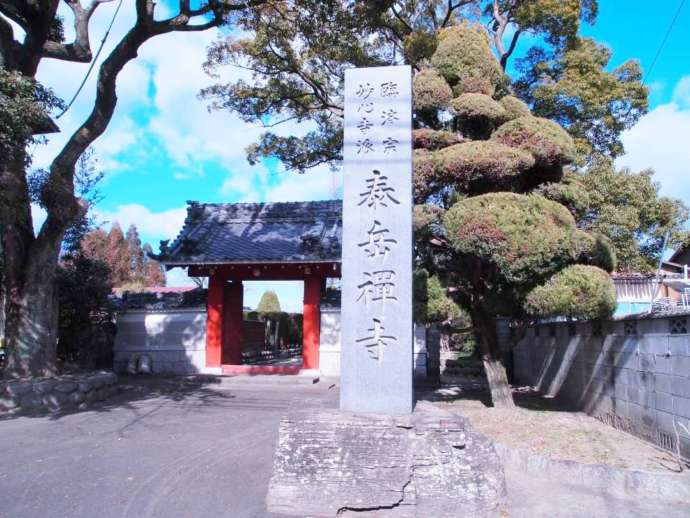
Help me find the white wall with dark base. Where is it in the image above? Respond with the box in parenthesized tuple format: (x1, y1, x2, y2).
(113, 309, 207, 375)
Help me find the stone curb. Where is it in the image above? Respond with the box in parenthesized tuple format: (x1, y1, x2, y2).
(1, 371, 119, 414)
(493, 441, 690, 503)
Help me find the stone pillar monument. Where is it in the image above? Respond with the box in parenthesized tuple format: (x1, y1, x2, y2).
(340, 65, 413, 414)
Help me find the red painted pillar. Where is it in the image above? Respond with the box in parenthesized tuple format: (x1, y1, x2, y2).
(206, 274, 224, 367)
(302, 277, 322, 370)
(223, 280, 244, 365)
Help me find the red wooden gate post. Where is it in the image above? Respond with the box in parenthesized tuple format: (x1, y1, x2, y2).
(223, 280, 244, 365)
(302, 277, 322, 370)
(206, 274, 225, 367)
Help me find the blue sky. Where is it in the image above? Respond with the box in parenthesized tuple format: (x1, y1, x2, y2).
(27, 1, 690, 311)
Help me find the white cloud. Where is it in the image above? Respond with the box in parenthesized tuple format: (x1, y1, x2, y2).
(95, 204, 187, 246)
(617, 76, 690, 203)
(264, 165, 342, 203)
(672, 77, 690, 110)
(165, 267, 198, 288)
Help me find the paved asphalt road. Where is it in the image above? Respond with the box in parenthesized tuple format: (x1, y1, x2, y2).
(0, 376, 338, 518)
(3, 376, 689, 518)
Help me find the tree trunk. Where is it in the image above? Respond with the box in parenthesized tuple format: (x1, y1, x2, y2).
(472, 309, 515, 408)
(1, 154, 66, 379)
(3, 249, 61, 378)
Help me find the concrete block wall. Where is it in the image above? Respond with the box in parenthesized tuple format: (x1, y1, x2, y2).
(113, 309, 208, 374)
(512, 314, 690, 459)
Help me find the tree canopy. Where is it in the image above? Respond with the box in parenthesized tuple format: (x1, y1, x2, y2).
(80, 224, 165, 290)
(202, 0, 645, 169)
(539, 159, 690, 272)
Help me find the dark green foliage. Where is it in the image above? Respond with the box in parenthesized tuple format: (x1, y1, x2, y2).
(498, 95, 531, 121)
(525, 265, 616, 320)
(536, 170, 590, 218)
(201, 0, 385, 171)
(403, 30, 438, 66)
(434, 141, 535, 193)
(491, 116, 577, 167)
(0, 70, 62, 167)
(426, 275, 463, 323)
(413, 68, 453, 111)
(413, 269, 463, 324)
(444, 193, 578, 285)
(56, 252, 115, 368)
(576, 158, 689, 271)
(515, 37, 647, 159)
(451, 93, 509, 129)
(412, 128, 462, 150)
(431, 23, 504, 96)
(451, 93, 510, 139)
(573, 231, 616, 272)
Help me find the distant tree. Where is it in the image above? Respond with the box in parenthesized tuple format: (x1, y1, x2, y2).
(142, 243, 166, 287)
(257, 290, 281, 313)
(80, 224, 165, 289)
(105, 223, 129, 287)
(125, 225, 145, 281)
(539, 158, 690, 272)
(514, 37, 648, 160)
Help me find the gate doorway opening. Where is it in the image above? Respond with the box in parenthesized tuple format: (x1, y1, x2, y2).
(238, 281, 304, 369)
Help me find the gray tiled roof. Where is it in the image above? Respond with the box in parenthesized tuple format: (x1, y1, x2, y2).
(158, 200, 342, 265)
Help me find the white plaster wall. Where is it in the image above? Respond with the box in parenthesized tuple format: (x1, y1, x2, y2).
(113, 309, 207, 374)
(319, 308, 428, 378)
(319, 309, 341, 377)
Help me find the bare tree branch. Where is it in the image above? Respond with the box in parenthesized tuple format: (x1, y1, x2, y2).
(501, 28, 520, 70)
(42, 0, 114, 62)
(491, 0, 521, 70)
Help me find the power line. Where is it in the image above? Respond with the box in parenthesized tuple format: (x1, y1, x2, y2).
(56, 0, 124, 119)
(644, 0, 685, 84)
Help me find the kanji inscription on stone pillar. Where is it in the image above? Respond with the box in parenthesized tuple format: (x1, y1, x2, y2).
(340, 66, 413, 414)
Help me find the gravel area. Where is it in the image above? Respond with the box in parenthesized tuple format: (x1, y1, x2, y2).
(427, 385, 683, 473)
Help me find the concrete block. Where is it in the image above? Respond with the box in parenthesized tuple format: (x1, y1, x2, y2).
(638, 352, 655, 371)
(656, 391, 673, 413)
(672, 396, 690, 419)
(636, 369, 655, 391)
(672, 355, 690, 377)
(653, 353, 673, 375)
(639, 336, 669, 355)
(613, 350, 638, 370)
(627, 385, 654, 408)
(614, 382, 628, 401)
(612, 367, 630, 386)
(609, 336, 627, 353)
(671, 376, 690, 398)
(668, 336, 688, 355)
(655, 373, 674, 394)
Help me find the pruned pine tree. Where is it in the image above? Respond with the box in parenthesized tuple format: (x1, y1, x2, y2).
(412, 24, 616, 406)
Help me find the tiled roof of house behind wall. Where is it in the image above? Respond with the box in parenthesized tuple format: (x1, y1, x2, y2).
(157, 200, 342, 265)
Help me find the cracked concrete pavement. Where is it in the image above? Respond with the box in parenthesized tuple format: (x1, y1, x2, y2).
(0, 376, 335, 518)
